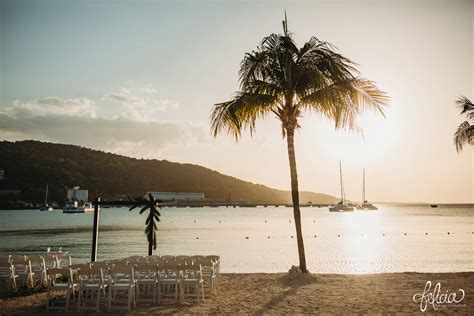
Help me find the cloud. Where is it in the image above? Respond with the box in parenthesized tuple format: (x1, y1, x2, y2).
(3, 97, 96, 118)
(0, 113, 208, 158)
(0, 89, 204, 159)
(104, 87, 179, 122)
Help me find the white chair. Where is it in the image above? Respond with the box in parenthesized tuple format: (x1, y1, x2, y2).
(205, 255, 221, 287)
(160, 255, 175, 262)
(28, 255, 47, 288)
(158, 264, 181, 303)
(196, 259, 217, 297)
(191, 255, 205, 262)
(43, 255, 58, 270)
(180, 263, 204, 303)
(46, 268, 77, 312)
(77, 267, 107, 312)
(10, 255, 35, 289)
(89, 261, 110, 281)
(56, 254, 72, 268)
(175, 255, 190, 262)
(0, 256, 17, 295)
(107, 265, 136, 312)
(135, 263, 159, 305)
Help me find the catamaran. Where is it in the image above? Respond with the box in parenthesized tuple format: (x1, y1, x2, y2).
(329, 161, 354, 212)
(39, 183, 54, 211)
(356, 168, 378, 210)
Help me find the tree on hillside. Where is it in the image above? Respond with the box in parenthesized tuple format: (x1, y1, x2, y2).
(210, 15, 388, 272)
(454, 96, 474, 152)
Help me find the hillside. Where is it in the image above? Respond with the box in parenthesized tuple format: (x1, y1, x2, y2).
(0, 140, 338, 206)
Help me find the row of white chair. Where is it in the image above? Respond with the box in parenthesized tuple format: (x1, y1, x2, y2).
(0, 254, 71, 294)
(46, 258, 220, 312)
(99, 255, 221, 296)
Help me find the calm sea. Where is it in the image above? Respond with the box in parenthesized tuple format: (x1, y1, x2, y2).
(0, 205, 472, 274)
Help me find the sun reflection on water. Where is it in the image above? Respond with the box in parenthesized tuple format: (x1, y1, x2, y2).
(338, 211, 386, 274)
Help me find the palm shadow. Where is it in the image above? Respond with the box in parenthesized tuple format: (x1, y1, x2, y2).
(254, 273, 319, 315)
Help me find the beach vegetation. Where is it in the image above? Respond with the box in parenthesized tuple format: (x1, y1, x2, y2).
(454, 96, 474, 152)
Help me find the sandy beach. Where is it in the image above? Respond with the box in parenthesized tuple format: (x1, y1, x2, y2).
(1, 272, 472, 315)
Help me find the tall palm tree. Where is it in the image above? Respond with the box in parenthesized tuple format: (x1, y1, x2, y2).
(210, 16, 388, 273)
(130, 194, 161, 256)
(454, 96, 474, 152)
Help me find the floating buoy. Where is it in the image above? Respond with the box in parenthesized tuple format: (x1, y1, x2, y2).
(314, 235, 317, 238)
(219, 220, 221, 223)
(267, 236, 270, 239)
(338, 234, 340, 237)
(447, 232, 450, 235)
(194, 220, 196, 223)
(404, 233, 407, 236)
(289, 220, 291, 223)
(196, 237, 199, 239)
(245, 236, 249, 239)
(265, 220, 267, 223)
(425, 233, 428, 235)
(382, 233, 385, 236)
(313, 220, 315, 223)
(291, 236, 293, 238)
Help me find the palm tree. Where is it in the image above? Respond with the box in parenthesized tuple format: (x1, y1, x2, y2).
(454, 96, 474, 152)
(129, 193, 161, 256)
(210, 16, 388, 273)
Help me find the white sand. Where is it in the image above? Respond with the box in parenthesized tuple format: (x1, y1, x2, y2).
(1, 272, 472, 315)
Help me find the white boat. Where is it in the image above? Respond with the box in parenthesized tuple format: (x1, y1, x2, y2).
(329, 161, 354, 212)
(63, 201, 95, 213)
(39, 183, 54, 211)
(63, 187, 96, 213)
(356, 169, 378, 210)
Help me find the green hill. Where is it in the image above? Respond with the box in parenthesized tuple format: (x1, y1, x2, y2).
(0, 140, 338, 207)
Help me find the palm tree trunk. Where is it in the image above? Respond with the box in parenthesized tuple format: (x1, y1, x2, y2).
(286, 128, 308, 273)
(148, 242, 153, 256)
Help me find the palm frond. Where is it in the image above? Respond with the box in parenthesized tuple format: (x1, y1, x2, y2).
(298, 78, 388, 130)
(454, 121, 474, 152)
(210, 92, 279, 139)
(211, 22, 388, 139)
(457, 96, 474, 120)
(139, 205, 149, 214)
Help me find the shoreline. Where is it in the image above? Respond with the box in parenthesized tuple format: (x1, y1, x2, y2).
(1, 271, 472, 315)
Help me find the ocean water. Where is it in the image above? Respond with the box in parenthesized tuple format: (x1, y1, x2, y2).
(0, 205, 472, 274)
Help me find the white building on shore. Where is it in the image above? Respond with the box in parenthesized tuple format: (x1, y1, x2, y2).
(146, 192, 205, 202)
(67, 186, 89, 203)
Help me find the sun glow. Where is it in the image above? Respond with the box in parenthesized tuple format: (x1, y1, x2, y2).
(339, 212, 386, 274)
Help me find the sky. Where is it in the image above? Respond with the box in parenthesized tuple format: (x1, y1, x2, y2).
(0, 0, 473, 203)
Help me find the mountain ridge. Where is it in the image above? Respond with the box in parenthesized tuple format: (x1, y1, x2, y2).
(0, 140, 339, 206)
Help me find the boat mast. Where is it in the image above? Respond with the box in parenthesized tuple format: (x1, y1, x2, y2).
(339, 161, 344, 203)
(45, 183, 49, 204)
(362, 168, 366, 203)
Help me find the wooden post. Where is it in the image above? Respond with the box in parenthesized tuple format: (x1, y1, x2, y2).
(91, 197, 100, 262)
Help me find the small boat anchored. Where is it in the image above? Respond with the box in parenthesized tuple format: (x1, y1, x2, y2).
(329, 161, 354, 212)
(63, 187, 96, 213)
(39, 183, 54, 211)
(355, 169, 378, 211)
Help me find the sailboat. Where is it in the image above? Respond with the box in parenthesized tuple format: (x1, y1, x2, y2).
(356, 169, 378, 210)
(329, 161, 354, 212)
(39, 183, 54, 211)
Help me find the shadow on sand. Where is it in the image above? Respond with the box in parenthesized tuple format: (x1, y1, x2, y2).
(254, 273, 319, 315)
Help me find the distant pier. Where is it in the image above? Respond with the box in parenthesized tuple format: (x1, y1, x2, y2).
(158, 201, 331, 208)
